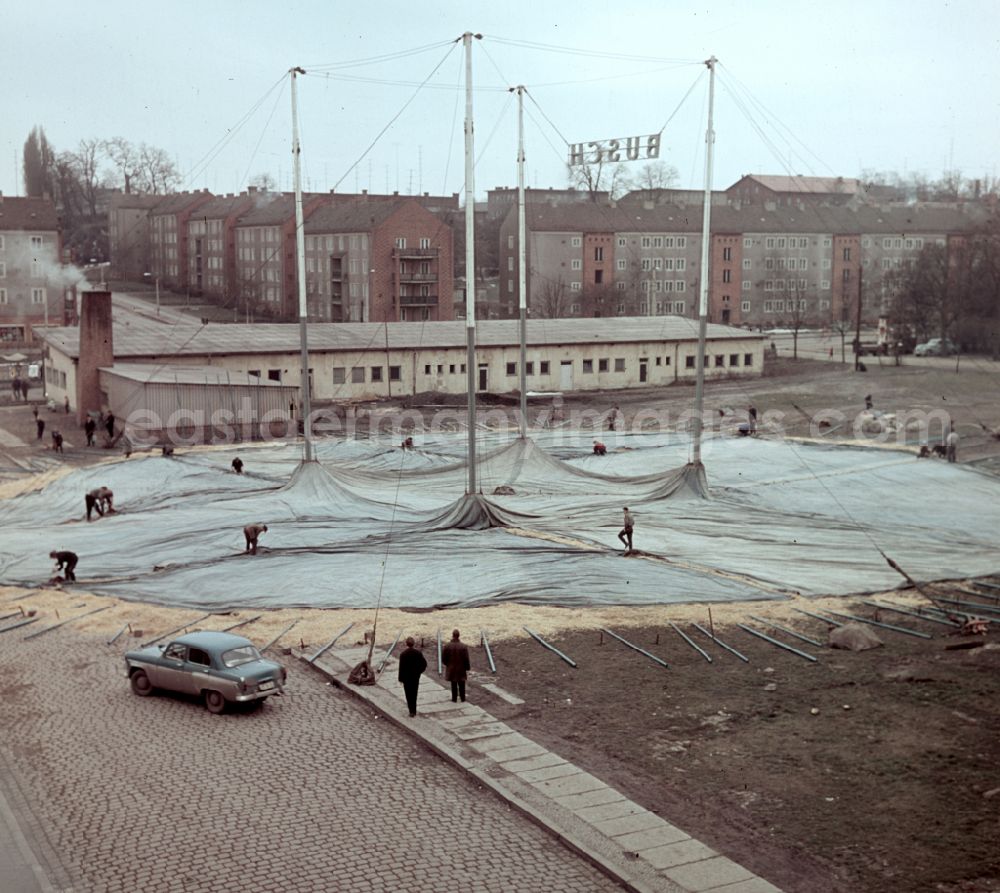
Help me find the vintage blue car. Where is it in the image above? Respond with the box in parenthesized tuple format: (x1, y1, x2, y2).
(124, 630, 286, 713)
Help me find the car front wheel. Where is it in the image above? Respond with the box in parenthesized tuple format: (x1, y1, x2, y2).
(130, 670, 153, 697)
(204, 690, 227, 714)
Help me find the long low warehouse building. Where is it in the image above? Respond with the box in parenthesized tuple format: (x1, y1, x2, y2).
(37, 291, 765, 417)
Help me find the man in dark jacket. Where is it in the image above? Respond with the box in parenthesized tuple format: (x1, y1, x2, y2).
(441, 629, 471, 703)
(84, 417, 96, 446)
(49, 550, 78, 582)
(244, 523, 268, 554)
(397, 637, 428, 717)
(231, 457, 244, 474)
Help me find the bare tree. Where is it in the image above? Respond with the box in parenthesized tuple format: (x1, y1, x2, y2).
(105, 137, 142, 194)
(567, 158, 626, 201)
(137, 144, 180, 194)
(628, 161, 680, 201)
(533, 276, 572, 318)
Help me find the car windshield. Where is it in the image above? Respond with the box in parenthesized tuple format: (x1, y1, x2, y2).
(221, 645, 262, 668)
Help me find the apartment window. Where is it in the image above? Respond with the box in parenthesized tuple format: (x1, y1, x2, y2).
(641, 258, 651, 271)
(765, 237, 775, 249)
(508, 256, 515, 271)
(370, 366, 383, 382)
(722, 247, 732, 261)
(394, 237, 406, 249)
(742, 258, 752, 269)
(798, 298, 808, 310)
(821, 280, 831, 290)
(776, 279, 786, 291)
(842, 269, 851, 282)
(614, 358, 626, 372)
(618, 237, 626, 247)
(30, 235, 43, 249)
(641, 236, 651, 248)
(776, 259, 786, 270)
(653, 236, 663, 248)
(764, 281, 773, 291)
(0, 262, 5, 278)
(664, 237, 674, 248)
(0, 235, 5, 250)
(616, 282, 626, 291)
(674, 301, 685, 312)
(843, 247, 852, 261)
(389, 366, 401, 382)
(798, 279, 807, 290)
(594, 246, 603, 261)
(743, 237, 752, 248)
(654, 258, 663, 270)
(617, 259, 627, 270)
(894, 238, 903, 249)
(419, 237, 430, 249)
(823, 238, 831, 247)
(598, 358, 609, 372)
(594, 269, 603, 284)
(741, 300, 750, 312)
(540, 361, 550, 375)
(570, 302, 581, 313)
(822, 258, 831, 269)
(677, 237, 686, 248)
(571, 258, 581, 271)
(744, 354, 753, 366)
(799, 258, 808, 270)
(582, 359, 594, 373)
(742, 280, 751, 291)
(881, 258, 892, 270)
(570, 282, 581, 291)
(31, 288, 45, 304)
(915, 238, 924, 248)
(640, 301, 648, 313)
(525, 361, 534, 375)
(765, 258, 774, 270)
(0, 289, 7, 304)
(506, 362, 517, 376)
(664, 258, 674, 271)
(569, 236, 582, 247)
(883, 238, 892, 249)
(351, 367, 365, 383)
(722, 269, 732, 283)
(777, 238, 786, 248)
(676, 258, 686, 271)
(508, 279, 514, 293)
(685, 356, 696, 368)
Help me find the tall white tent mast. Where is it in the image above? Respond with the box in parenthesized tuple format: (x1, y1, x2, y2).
(463, 32, 481, 493)
(514, 85, 528, 438)
(291, 65, 314, 463)
(691, 56, 717, 469)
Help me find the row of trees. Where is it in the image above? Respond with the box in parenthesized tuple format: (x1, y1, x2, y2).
(22, 127, 181, 263)
(886, 215, 1000, 354)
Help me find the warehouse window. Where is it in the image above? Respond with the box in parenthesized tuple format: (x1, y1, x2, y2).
(525, 362, 534, 375)
(506, 362, 517, 376)
(351, 367, 365, 383)
(268, 369, 282, 382)
(582, 359, 594, 373)
(744, 354, 753, 366)
(333, 368, 346, 384)
(389, 366, 401, 382)
(370, 366, 383, 382)
(598, 358, 609, 372)
(614, 358, 625, 372)
(539, 361, 550, 375)
(685, 356, 695, 368)
(424, 364, 431, 375)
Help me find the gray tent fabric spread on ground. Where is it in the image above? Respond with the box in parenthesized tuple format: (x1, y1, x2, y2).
(1, 431, 996, 610)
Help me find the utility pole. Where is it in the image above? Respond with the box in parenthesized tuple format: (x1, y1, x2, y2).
(854, 262, 863, 371)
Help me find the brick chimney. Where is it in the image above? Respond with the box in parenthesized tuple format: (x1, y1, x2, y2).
(76, 291, 113, 424)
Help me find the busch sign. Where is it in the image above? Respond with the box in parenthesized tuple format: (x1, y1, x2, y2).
(568, 134, 661, 166)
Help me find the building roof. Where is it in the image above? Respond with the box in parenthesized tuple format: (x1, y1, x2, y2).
(304, 200, 400, 234)
(0, 196, 60, 231)
(188, 193, 254, 220)
(235, 193, 300, 226)
(148, 191, 214, 217)
(107, 193, 163, 211)
(510, 198, 987, 236)
(731, 175, 863, 195)
(100, 363, 295, 387)
(40, 316, 759, 361)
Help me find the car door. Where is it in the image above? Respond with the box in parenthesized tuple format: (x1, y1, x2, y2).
(153, 642, 192, 693)
(185, 646, 215, 696)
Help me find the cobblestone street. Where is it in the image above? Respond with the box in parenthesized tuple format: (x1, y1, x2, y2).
(0, 632, 620, 892)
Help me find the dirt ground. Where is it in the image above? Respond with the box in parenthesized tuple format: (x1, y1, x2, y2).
(3, 354, 1000, 892)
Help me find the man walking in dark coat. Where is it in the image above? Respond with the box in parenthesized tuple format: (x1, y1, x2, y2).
(441, 629, 471, 703)
(397, 636, 428, 717)
(49, 550, 78, 582)
(84, 417, 96, 446)
(618, 506, 634, 552)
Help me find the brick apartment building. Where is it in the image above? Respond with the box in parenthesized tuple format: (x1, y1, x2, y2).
(148, 191, 214, 291)
(303, 198, 454, 322)
(186, 192, 256, 302)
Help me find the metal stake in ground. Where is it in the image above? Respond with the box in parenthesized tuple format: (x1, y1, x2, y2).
(480, 629, 497, 673)
(24, 605, 111, 641)
(747, 614, 825, 648)
(737, 623, 818, 662)
(141, 612, 214, 647)
(376, 630, 404, 674)
(669, 621, 712, 662)
(261, 619, 299, 653)
(222, 614, 262, 633)
(600, 627, 669, 668)
(691, 622, 749, 662)
(523, 627, 577, 668)
(308, 622, 355, 665)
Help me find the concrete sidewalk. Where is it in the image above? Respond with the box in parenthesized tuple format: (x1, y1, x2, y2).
(305, 645, 783, 893)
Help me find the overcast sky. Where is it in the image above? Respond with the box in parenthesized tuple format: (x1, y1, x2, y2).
(4, 0, 998, 201)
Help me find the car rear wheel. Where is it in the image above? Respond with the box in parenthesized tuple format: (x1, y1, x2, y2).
(204, 690, 227, 714)
(130, 670, 153, 697)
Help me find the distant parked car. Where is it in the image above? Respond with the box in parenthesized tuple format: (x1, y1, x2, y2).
(125, 630, 286, 713)
(914, 338, 958, 357)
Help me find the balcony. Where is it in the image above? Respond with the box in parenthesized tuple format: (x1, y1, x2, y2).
(398, 293, 438, 306)
(397, 271, 438, 284)
(392, 246, 439, 260)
